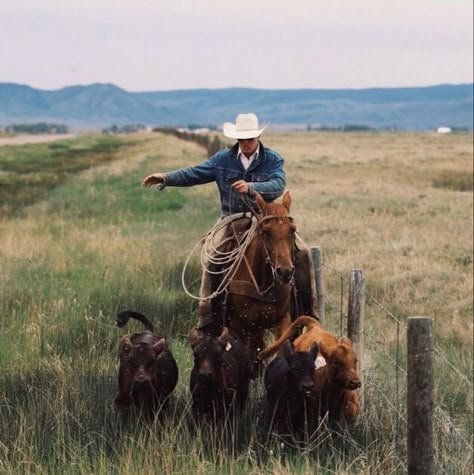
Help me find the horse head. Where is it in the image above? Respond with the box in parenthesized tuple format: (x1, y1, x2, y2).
(255, 191, 296, 284)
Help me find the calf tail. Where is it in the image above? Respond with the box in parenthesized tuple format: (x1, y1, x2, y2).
(258, 316, 319, 360)
(116, 310, 154, 333)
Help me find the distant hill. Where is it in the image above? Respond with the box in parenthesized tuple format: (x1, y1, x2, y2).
(0, 82, 472, 130)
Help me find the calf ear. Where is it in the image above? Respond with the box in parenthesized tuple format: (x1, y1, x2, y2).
(308, 342, 319, 360)
(217, 326, 229, 347)
(153, 338, 166, 356)
(318, 341, 331, 359)
(282, 339, 295, 363)
(340, 336, 353, 347)
(120, 335, 132, 354)
(188, 328, 199, 348)
(255, 193, 266, 214)
(281, 191, 291, 211)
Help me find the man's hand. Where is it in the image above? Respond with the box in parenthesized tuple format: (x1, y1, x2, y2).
(142, 173, 164, 187)
(231, 180, 250, 194)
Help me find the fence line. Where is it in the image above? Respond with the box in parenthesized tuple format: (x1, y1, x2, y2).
(321, 262, 471, 394)
(364, 331, 407, 376)
(367, 293, 472, 388)
(316, 252, 473, 471)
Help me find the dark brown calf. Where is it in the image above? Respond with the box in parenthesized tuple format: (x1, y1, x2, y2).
(259, 316, 361, 422)
(264, 340, 319, 440)
(189, 326, 251, 419)
(114, 310, 178, 419)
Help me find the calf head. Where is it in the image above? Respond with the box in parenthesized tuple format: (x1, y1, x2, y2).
(282, 339, 319, 397)
(319, 338, 361, 390)
(189, 327, 230, 384)
(119, 333, 166, 387)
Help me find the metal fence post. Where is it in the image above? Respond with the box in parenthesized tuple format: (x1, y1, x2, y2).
(347, 269, 364, 408)
(310, 246, 325, 326)
(407, 316, 434, 475)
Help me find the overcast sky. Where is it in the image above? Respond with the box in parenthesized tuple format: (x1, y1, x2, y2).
(0, 0, 472, 91)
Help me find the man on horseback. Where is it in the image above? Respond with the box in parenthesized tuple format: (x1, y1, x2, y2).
(142, 113, 318, 335)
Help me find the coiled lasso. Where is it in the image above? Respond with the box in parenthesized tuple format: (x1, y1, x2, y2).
(181, 214, 258, 301)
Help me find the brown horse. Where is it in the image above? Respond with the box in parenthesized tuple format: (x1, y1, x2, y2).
(225, 191, 296, 371)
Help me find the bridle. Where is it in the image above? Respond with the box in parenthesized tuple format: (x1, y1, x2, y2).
(236, 194, 296, 294)
(180, 188, 296, 301)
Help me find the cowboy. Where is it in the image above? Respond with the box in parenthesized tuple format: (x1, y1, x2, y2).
(142, 113, 318, 334)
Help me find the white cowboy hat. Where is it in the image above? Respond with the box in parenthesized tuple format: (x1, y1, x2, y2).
(222, 113, 269, 139)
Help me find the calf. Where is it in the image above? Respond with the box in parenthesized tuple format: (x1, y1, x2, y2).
(264, 339, 319, 440)
(313, 339, 360, 421)
(114, 310, 178, 419)
(189, 326, 251, 419)
(259, 316, 361, 422)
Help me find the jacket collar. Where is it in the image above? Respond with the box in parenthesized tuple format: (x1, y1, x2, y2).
(230, 141, 266, 169)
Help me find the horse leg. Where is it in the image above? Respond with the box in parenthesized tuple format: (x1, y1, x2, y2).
(247, 330, 266, 378)
(273, 312, 292, 340)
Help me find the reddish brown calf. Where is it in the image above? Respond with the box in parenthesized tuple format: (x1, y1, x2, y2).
(313, 339, 361, 421)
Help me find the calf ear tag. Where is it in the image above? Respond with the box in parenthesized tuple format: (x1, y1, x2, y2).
(225, 342, 232, 351)
(315, 355, 326, 369)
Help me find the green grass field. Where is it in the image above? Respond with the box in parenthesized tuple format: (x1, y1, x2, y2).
(0, 131, 472, 474)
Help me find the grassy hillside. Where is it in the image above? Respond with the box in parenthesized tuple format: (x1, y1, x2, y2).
(0, 131, 472, 473)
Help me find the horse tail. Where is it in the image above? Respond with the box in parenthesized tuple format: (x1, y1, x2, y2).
(258, 316, 319, 360)
(115, 310, 154, 333)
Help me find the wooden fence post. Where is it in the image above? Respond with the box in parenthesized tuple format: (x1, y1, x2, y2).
(347, 269, 364, 407)
(407, 317, 434, 475)
(310, 246, 325, 326)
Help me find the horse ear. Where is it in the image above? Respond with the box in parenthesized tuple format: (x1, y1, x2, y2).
(281, 191, 291, 211)
(255, 193, 266, 214)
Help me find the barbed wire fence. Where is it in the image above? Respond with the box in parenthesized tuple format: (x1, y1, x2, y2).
(313, 246, 473, 473)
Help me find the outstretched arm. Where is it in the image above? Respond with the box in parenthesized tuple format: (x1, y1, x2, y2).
(142, 155, 218, 188)
(142, 173, 165, 187)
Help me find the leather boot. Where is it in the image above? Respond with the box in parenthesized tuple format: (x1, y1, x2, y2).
(196, 300, 221, 336)
(294, 247, 319, 320)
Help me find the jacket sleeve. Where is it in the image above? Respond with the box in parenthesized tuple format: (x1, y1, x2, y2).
(247, 156, 286, 201)
(163, 154, 218, 187)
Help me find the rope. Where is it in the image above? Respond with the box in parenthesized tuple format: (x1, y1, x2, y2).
(181, 214, 259, 301)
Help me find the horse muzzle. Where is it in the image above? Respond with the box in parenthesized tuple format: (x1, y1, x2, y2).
(275, 265, 295, 284)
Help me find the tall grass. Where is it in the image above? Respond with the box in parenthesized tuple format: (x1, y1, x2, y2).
(0, 131, 472, 473)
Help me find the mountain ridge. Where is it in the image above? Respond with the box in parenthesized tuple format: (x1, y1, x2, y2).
(0, 82, 472, 130)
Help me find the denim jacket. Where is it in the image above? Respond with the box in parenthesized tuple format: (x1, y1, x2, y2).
(163, 142, 286, 215)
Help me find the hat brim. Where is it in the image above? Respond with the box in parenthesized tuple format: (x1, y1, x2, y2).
(222, 122, 269, 139)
